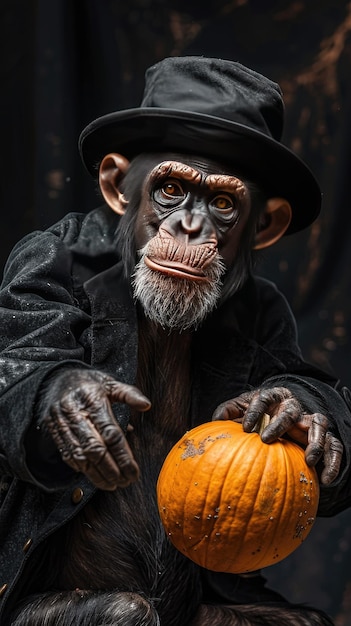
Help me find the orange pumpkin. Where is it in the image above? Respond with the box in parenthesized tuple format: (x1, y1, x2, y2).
(156, 420, 319, 573)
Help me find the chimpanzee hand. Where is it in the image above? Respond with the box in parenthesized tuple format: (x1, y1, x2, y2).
(40, 369, 151, 491)
(212, 386, 343, 485)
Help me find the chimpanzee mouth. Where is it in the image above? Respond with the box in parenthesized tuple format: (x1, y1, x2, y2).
(143, 233, 218, 282)
(144, 256, 209, 281)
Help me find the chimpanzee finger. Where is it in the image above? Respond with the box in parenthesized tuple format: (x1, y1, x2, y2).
(320, 432, 343, 485)
(242, 388, 295, 435)
(88, 401, 140, 485)
(72, 436, 134, 491)
(304, 413, 328, 467)
(45, 408, 83, 473)
(94, 417, 139, 485)
(65, 435, 129, 491)
(46, 407, 135, 490)
(212, 392, 252, 421)
(103, 380, 151, 412)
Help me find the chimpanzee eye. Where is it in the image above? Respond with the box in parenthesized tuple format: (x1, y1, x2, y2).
(153, 179, 186, 207)
(210, 194, 233, 213)
(209, 194, 238, 223)
(163, 181, 184, 197)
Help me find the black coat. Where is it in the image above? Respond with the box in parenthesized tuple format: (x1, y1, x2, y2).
(0, 205, 350, 622)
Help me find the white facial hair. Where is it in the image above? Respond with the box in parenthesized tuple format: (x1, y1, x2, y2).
(132, 247, 226, 332)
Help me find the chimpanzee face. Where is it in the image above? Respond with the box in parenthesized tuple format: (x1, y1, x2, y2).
(98, 151, 292, 331)
(131, 156, 252, 331)
(134, 156, 252, 273)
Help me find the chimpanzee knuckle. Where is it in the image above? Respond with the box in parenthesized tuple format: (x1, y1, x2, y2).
(59, 396, 80, 418)
(257, 388, 273, 404)
(211, 403, 226, 420)
(59, 384, 94, 411)
(321, 462, 340, 485)
(264, 386, 291, 403)
(116, 454, 140, 483)
(46, 400, 66, 421)
(223, 399, 233, 409)
(102, 377, 123, 392)
(311, 412, 329, 429)
(77, 436, 108, 466)
(327, 433, 344, 456)
(231, 397, 247, 411)
(261, 410, 298, 442)
(250, 392, 274, 414)
(100, 424, 126, 449)
(102, 429, 139, 477)
(64, 458, 83, 474)
(242, 409, 262, 432)
(43, 413, 71, 446)
(236, 390, 254, 403)
(278, 386, 293, 398)
(292, 399, 303, 414)
(249, 389, 262, 402)
(305, 444, 323, 466)
(69, 452, 117, 490)
(53, 409, 84, 439)
(280, 398, 301, 418)
(280, 402, 300, 423)
(49, 420, 66, 442)
(89, 434, 139, 486)
(309, 423, 326, 446)
(289, 395, 300, 407)
(61, 446, 85, 473)
(65, 390, 109, 422)
(213, 399, 244, 420)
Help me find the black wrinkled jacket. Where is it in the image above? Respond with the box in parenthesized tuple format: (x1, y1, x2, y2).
(0, 205, 350, 622)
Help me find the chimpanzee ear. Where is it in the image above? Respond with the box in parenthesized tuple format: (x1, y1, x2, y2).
(99, 153, 130, 215)
(253, 197, 292, 250)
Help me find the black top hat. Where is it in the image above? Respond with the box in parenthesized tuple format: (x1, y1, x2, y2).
(79, 56, 321, 235)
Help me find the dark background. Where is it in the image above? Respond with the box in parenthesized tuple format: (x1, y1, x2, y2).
(1, 0, 351, 622)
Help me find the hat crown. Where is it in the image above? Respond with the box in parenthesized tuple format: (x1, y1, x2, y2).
(141, 56, 284, 141)
(79, 55, 321, 234)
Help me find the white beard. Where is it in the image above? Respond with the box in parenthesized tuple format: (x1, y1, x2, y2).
(132, 247, 226, 332)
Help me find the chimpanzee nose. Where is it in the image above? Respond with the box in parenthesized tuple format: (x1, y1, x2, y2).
(159, 209, 218, 246)
(180, 212, 204, 234)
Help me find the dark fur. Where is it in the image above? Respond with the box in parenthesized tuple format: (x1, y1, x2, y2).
(11, 591, 160, 625)
(190, 603, 334, 625)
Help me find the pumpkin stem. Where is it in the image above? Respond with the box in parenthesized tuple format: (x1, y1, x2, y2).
(253, 412, 271, 436)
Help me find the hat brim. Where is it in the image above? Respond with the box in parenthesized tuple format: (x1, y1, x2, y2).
(79, 108, 321, 235)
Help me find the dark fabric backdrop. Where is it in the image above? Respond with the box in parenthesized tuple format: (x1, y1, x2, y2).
(1, 0, 351, 622)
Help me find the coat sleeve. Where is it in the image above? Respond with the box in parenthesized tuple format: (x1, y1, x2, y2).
(253, 277, 351, 517)
(0, 218, 92, 487)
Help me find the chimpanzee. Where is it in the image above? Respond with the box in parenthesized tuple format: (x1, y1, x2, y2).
(0, 56, 351, 626)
